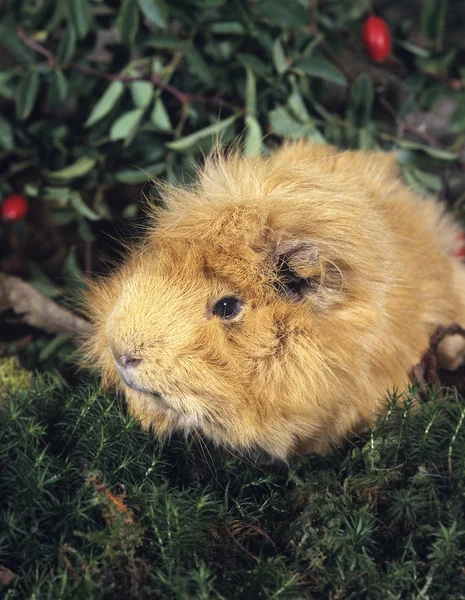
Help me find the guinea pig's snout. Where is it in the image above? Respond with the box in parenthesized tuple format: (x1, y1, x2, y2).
(112, 349, 144, 390)
(114, 352, 142, 370)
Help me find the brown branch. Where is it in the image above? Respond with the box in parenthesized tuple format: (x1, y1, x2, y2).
(0, 273, 92, 337)
(319, 45, 441, 147)
(379, 97, 441, 148)
(0, 565, 19, 587)
(306, 4, 444, 151)
(17, 27, 239, 113)
(321, 45, 441, 148)
(17, 27, 56, 67)
(225, 525, 259, 563)
(308, 0, 319, 34)
(70, 63, 188, 102)
(320, 41, 355, 84)
(70, 63, 239, 112)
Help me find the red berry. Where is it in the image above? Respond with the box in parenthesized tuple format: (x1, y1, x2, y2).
(362, 15, 391, 63)
(1, 193, 28, 221)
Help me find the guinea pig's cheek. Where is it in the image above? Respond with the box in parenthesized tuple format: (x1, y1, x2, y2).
(123, 387, 180, 435)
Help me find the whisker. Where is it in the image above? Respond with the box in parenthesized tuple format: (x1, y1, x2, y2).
(193, 429, 221, 487)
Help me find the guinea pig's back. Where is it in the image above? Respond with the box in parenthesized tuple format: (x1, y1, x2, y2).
(273, 141, 465, 381)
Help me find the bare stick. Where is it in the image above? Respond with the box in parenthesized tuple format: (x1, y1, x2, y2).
(0, 273, 92, 336)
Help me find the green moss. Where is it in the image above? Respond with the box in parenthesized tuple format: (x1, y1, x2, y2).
(0, 355, 33, 394)
(1, 379, 465, 599)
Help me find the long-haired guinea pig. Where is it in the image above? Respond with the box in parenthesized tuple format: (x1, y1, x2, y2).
(82, 141, 465, 460)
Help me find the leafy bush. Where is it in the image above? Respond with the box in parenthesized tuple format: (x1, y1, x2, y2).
(1, 0, 465, 299)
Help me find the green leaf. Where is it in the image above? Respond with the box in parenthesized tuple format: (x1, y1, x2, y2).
(0, 70, 15, 101)
(115, 162, 165, 183)
(272, 39, 288, 75)
(70, 192, 101, 221)
(209, 21, 245, 35)
(123, 203, 138, 218)
(39, 333, 74, 362)
(245, 68, 256, 116)
(28, 262, 61, 298)
(421, 0, 447, 51)
(49, 209, 75, 226)
(118, 0, 140, 47)
(237, 54, 271, 79)
(449, 102, 465, 134)
(269, 106, 324, 142)
(57, 25, 77, 64)
(269, 106, 302, 137)
(0, 27, 35, 63)
(85, 81, 125, 127)
(166, 115, 238, 151)
(346, 73, 374, 129)
(138, 0, 168, 29)
(357, 127, 376, 149)
(402, 166, 443, 194)
(16, 70, 40, 121)
(68, 0, 93, 39)
(24, 183, 39, 197)
(394, 39, 431, 58)
(31, 0, 57, 29)
(52, 69, 69, 102)
(131, 81, 153, 108)
(110, 108, 145, 142)
(302, 33, 324, 58)
(64, 246, 84, 289)
(0, 116, 13, 151)
(293, 57, 347, 86)
(396, 140, 458, 161)
(45, 157, 97, 180)
(244, 115, 262, 157)
(144, 35, 183, 50)
(288, 79, 310, 122)
(77, 218, 96, 242)
(151, 98, 172, 132)
(416, 51, 456, 77)
(409, 166, 443, 193)
(186, 48, 214, 87)
(44, 186, 72, 207)
(256, 0, 307, 28)
(28, 0, 63, 32)
(45, 1, 64, 32)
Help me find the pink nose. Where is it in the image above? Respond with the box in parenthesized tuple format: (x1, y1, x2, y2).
(116, 354, 142, 369)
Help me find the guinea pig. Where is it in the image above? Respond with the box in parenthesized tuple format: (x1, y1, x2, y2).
(82, 141, 465, 460)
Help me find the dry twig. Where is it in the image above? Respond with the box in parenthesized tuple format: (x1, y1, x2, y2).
(0, 273, 92, 337)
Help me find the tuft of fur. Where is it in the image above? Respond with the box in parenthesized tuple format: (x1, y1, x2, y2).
(81, 141, 465, 460)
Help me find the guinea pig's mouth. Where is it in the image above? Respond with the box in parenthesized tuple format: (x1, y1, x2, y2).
(127, 380, 173, 411)
(114, 365, 172, 410)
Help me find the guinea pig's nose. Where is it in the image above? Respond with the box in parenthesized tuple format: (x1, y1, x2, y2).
(116, 353, 142, 369)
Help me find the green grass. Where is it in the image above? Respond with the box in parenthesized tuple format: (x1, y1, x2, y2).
(2, 376, 465, 599)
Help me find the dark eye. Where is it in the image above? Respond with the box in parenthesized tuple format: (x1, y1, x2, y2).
(212, 296, 243, 320)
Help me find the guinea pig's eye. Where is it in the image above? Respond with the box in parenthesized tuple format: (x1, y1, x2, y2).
(212, 296, 243, 320)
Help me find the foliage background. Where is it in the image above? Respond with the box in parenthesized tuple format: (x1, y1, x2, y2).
(2, 0, 465, 598)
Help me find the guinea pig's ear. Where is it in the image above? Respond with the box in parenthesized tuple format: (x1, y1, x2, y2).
(272, 240, 343, 305)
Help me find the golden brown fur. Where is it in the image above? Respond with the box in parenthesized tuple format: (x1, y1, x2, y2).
(82, 141, 465, 460)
